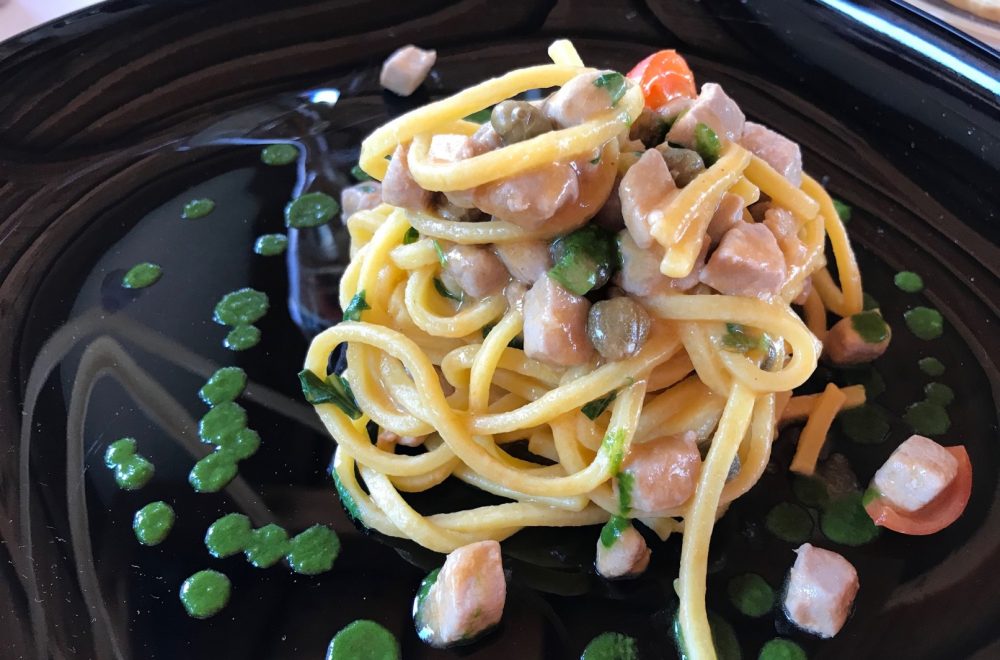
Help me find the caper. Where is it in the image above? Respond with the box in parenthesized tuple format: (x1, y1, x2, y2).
(629, 108, 667, 147)
(656, 145, 705, 187)
(586, 297, 651, 361)
(490, 100, 553, 146)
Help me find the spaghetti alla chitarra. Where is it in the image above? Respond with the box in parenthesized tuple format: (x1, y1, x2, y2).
(303, 40, 887, 656)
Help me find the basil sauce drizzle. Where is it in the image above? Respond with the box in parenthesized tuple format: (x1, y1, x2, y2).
(104, 438, 155, 490)
(133, 501, 175, 546)
(600, 516, 630, 549)
(918, 357, 945, 376)
(903, 306, 943, 340)
(893, 271, 924, 293)
(122, 262, 162, 289)
(820, 492, 879, 546)
(205, 513, 252, 558)
(764, 502, 812, 543)
(254, 233, 288, 256)
(225, 325, 262, 351)
(179, 570, 231, 618)
(581, 631, 638, 660)
(904, 401, 951, 435)
(182, 198, 215, 219)
(199, 367, 247, 406)
(245, 523, 291, 568)
(759, 638, 807, 660)
(727, 573, 774, 618)
(924, 382, 954, 406)
(838, 404, 889, 444)
(188, 451, 239, 493)
(285, 192, 339, 228)
(260, 143, 298, 166)
(286, 525, 341, 575)
(326, 620, 401, 660)
(214, 288, 268, 351)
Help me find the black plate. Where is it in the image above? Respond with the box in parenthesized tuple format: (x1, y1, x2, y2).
(1, 1, 998, 658)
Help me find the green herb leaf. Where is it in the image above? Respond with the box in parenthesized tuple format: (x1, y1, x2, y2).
(693, 123, 721, 166)
(593, 72, 628, 107)
(432, 239, 448, 266)
(548, 225, 618, 296)
(582, 390, 617, 420)
(832, 198, 852, 224)
(463, 107, 494, 123)
(433, 277, 463, 302)
(342, 290, 370, 322)
(297, 370, 362, 419)
(350, 164, 373, 182)
(402, 227, 419, 244)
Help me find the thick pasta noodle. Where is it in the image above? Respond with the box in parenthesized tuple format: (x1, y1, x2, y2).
(305, 40, 872, 659)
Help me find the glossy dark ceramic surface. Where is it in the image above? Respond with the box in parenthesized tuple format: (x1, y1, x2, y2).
(0, 1, 998, 658)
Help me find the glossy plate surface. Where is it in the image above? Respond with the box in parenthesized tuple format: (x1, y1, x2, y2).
(0, 1, 998, 658)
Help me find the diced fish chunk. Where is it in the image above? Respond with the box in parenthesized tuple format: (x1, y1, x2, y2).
(382, 144, 432, 212)
(473, 161, 579, 229)
(740, 121, 803, 186)
(522, 274, 593, 366)
(380, 45, 436, 97)
(417, 540, 506, 647)
(824, 313, 891, 365)
(595, 525, 651, 579)
(706, 192, 746, 245)
(784, 543, 859, 639)
(493, 240, 551, 283)
(340, 182, 382, 219)
(619, 149, 677, 248)
(613, 431, 701, 514)
(699, 223, 787, 299)
(873, 435, 959, 513)
(666, 83, 745, 149)
(544, 71, 620, 128)
(444, 244, 509, 297)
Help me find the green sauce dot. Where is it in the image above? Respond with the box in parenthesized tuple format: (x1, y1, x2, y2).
(765, 502, 812, 543)
(198, 401, 248, 446)
(214, 288, 269, 326)
(674, 612, 740, 660)
(225, 325, 261, 351)
(199, 367, 248, 406)
(792, 475, 830, 509)
(180, 570, 231, 619)
(105, 437, 137, 466)
(862, 292, 879, 311)
(189, 451, 238, 493)
(820, 492, 879, 546)
(924, 382, 954, 406)
(182, 198, 215, 219)
(727, 573, 774, 618)
(219, 428, 260, 460)
(253, 233, 289, 256)
(205, 513, 252, 558)
(759, 638, 807, 660)
(894, 271, 924, 293)
(581, 631, 638, 660)
(116, 456, 155, 490)
(918, 357, 945, 376)
(285, 192, 339, 228)
(849, 310, 889, 344)
(903, 401, 950, 435)
(286, 525, 341, 575)
(326, 620, 400, 660)
(245, 523, 290, 568)
(122, 262, 162, 289)
(260, 143, 298, 166)
(840, 367, 885, 398)
(133, 501, 175, 546)
(838, 404, 890, 444)
(904, 306, 943, 340)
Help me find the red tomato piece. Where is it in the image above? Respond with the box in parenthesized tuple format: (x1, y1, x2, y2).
(865, 445, 972, 536)
(626, 50, 697, 109)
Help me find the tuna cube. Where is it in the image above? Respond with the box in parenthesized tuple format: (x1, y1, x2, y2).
(740, 121, 803, 186)
(873, 435, 959, 512)
(666, 83, 746, 149)
(380, 45, 436, 97)
(595, 524, 651, 579)
(784, 543, 859, 638)
(824, 311, 891, 365)
(699, 222, 787, 299)
(522, 274, 593, 366)
(415, 540, 506, 647)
